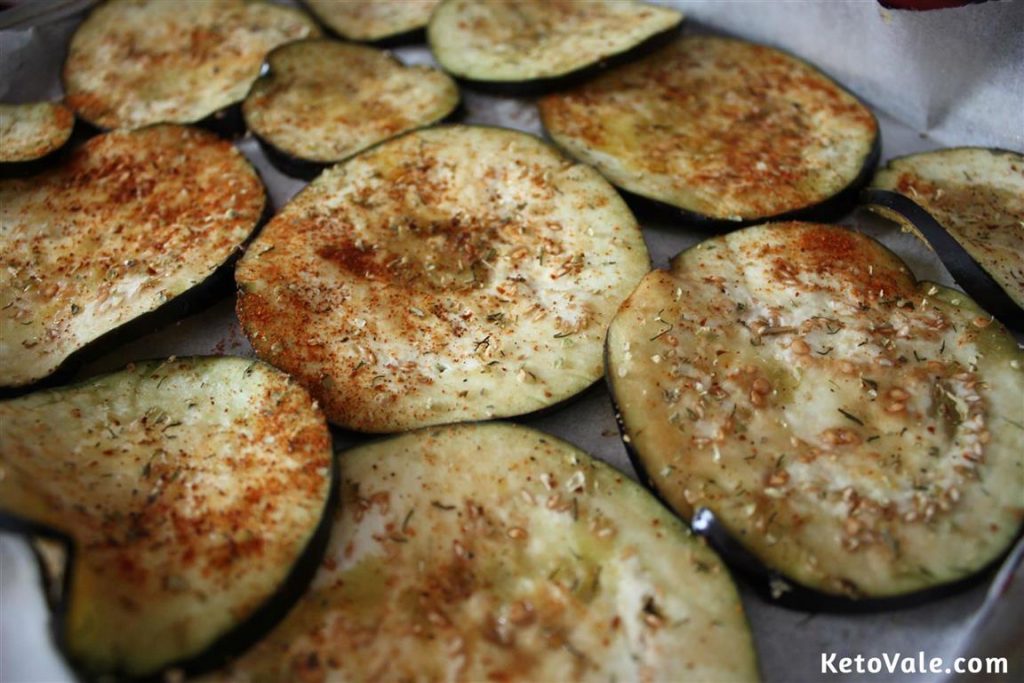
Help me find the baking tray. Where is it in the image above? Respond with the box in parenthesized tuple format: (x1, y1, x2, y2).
(1, 2, 1021, 682)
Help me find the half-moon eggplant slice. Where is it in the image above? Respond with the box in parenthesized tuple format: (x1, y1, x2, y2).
(867, 147, 1024, 327)
(539, 36, 879, 225)
(427, 0, 683, 91)
(204, 422, 758, 683)
(0, 101, 75, 165)
(63, 0, 319, 131)
(236, 124, 649, 432)
(303, 0, 441, 43)
(0, 124, 266, 391)
(0, 357, 335, 680)
(242, 39, 459, 178)
(606, 222, 1024, 605)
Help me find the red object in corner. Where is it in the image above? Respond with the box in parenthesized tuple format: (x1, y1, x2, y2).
(880, 0, 985, 9)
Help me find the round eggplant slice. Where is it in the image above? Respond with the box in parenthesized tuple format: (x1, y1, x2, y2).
(0, 124, 266, 390)
(204, 422, 758, 683)
(427, 0, 683, 89)
(0, 357, 335, 679)
(63, 0, 319, 131)
(242, 39, 459, 176)
(0, 101, 75, 164)
(539, 36, 879, 224)
(868, 147, 1024, 323)
(606, 222, 1024, 602)
(303, 0, 441, 43)
(235, 125, 649, 432)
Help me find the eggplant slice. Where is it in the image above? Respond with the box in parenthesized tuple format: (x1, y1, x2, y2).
(539, 36, 879, 224)
(242, 39, 459, 177)
(236, 125, 649, 432)
(0, 124, 266, 390)
(303, 0, 441, 43)
(427, 0, 682, 89)
(606, 222, 1024, 602)
(63, 0, 319, 131)
(868, 147, 1024, 324)
(0, 101, 75, 164)
(0, 357, 335, 679)
(205, 422, 758, 682)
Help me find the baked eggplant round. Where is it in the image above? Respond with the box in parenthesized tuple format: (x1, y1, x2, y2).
(428, 0, 683, 91)
(236, 124, 649, 432)
(242, 39, 459, 178)
(63, 0, 319, 131)
(0, 357, 335, 680)
(303, 0, 441, 43)
(205, 422, 758, 683)
(0, 124, 266, 390)
(0, 101, 75, 164)
(606, 222, 1024, 603)
(867, 147, 1024, 328)
(539, 36, 879, 225)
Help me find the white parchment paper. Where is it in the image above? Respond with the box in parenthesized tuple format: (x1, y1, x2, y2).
(1, 2, 1021, 682)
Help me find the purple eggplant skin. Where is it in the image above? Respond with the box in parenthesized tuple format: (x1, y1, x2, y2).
(198, 104, 248, 140)
(0, 446, 339, 683)
(436, 22, 683, 97)
(0, 147, 73, 179)
(353, 27, 428, 49)
(861, 188, 1024, 332)
(58, 101, 249, 140)
(251, 132, 327, 181)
